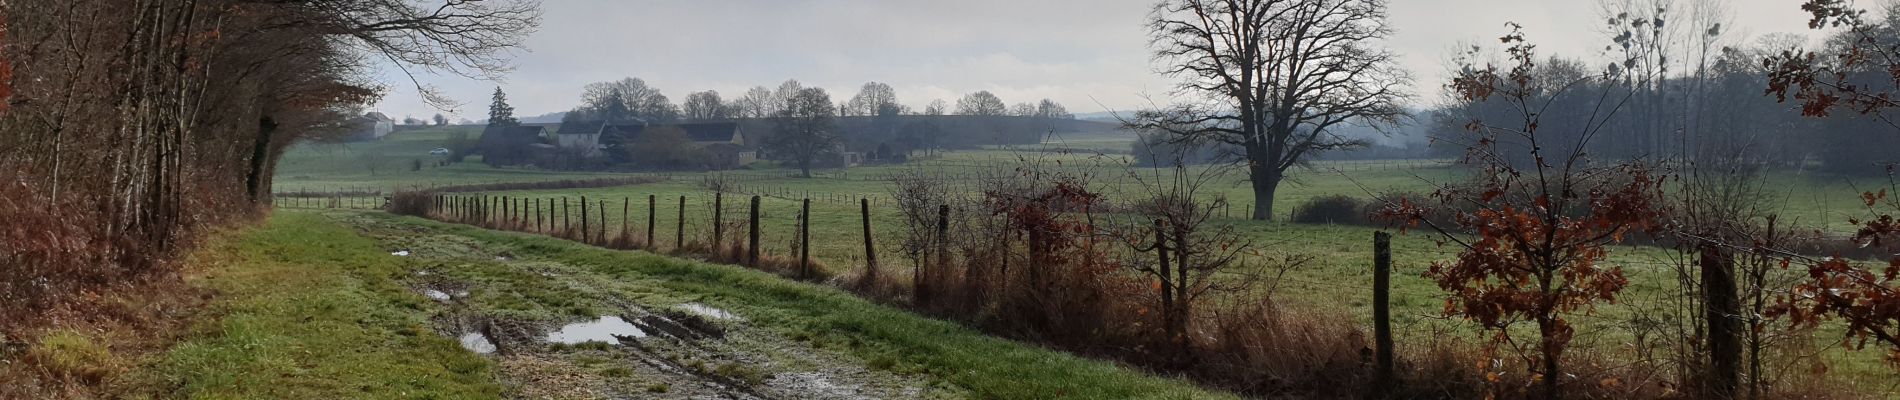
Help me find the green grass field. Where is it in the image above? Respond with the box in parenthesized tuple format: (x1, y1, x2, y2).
(272, 129, 1900, 393)
(274, 126, 624, 192)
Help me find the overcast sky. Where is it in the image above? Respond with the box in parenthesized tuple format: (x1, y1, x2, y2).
(371, 0, 1822, 122)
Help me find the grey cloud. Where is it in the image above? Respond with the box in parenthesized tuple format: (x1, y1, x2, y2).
(373, 0, 1822, 120)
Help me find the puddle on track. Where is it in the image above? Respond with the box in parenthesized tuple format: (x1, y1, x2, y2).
(544, 316, 646, 344)
(679, 303, 739, 321)
(459, 332, 497, 354)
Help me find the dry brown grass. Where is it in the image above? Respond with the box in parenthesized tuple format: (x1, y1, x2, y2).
(0, 245, 212, 399)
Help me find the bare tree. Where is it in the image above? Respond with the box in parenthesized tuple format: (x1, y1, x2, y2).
(768, 88, 840, 178)
(683, 90, 728, 120)
(573, 77, 679, 122)
(956, 90, 1007, 116)
(735, 86, 775, 118)
(1139, 0, 1409, 220)
(1009, 102, 1036, 117)
(300, 0, 542, 110)
(1119, 155, 1257, 362)
(924, 99, 949, 116)
(1035, 99, 1074, 119)
(847, 82, 899, 117)
(770, 79, 804, 115)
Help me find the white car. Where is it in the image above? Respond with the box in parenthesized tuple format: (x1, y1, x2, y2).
(429, 148, 451, 156)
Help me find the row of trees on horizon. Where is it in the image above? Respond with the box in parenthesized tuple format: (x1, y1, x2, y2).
(510, 78, 1078, 126)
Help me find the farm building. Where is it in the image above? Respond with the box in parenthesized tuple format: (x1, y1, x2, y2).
(555, 120, 753, 168)
(346, 112, 396, 141)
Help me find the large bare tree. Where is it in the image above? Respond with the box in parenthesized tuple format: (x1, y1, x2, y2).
(682, 90, 728, 120)
(1139, 0, 1408, 220)
(846, 82, 899, 117)
(956, 90, 1007, 116)
(768, 87, 840, 178)
(733, 86, 771, 118)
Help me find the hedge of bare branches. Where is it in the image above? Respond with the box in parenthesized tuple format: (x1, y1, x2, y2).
(0, 0, 538, 339)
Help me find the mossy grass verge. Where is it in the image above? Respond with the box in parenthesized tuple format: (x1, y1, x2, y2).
(149, 212, 501, 399)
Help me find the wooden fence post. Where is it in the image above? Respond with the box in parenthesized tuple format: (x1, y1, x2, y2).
(535, 198, 543, 233)
(861, 198, 878, 280)
(622, 197, 630, 245)
(800, 198, 812, 278)
(749, 196, 761, 266)
(713, 193, 724, 254)
(1373, 231, 1395, 392)
(581, 196, 591, 243)
(647, 195, 657, 250)
(1704, 242, 1740, 399)
(677, 195, 686, 249)
(562, 197, 571, 234)
(598, 200, 607, 244)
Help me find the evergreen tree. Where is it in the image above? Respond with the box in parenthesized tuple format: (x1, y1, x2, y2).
(488, 87, 520, 127)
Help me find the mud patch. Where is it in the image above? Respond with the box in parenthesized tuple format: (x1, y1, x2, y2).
(633, 312, 724, 341)
(344, 214, 957, 399)
(769, 371, 884, 400)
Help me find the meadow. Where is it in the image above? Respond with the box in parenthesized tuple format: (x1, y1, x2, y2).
(275, 126, 1900, 392)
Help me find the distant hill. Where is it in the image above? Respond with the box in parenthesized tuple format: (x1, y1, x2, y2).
(1072, 111, 1134, 123)
(520, 111, 567, 124)
(470, 111, 567, 126)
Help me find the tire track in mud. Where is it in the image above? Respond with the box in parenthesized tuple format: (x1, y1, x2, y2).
(351, 213, 952, 399)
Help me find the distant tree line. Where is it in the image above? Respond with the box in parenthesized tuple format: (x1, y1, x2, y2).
(557, 77, 1078, 123)
(529, 77, 1089, 174)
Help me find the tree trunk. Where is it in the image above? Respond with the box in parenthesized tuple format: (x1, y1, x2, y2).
(1154, 219, 1177, 354)
(1540, 317, 1563, 400)
(1249, 165, 1282, 221)
(244, 116, 278, 203)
